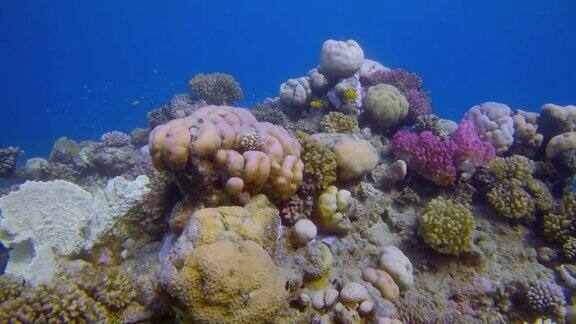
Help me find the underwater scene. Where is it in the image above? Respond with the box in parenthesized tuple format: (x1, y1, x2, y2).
(1, 1, 576, 323)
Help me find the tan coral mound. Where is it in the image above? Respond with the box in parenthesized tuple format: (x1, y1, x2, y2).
(149, 105, 304, 201)
(159, 240, 287, 324)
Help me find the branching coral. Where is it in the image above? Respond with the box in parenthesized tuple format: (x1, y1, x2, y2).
(99, 131, 131, 148)
(0, 283, 113, 323)
(0, 275, 25, 302)
(543, 191, 576, 245)
(149, 105, 304, 201)
(295, 131, 337, 190)
(524, 280, 566, 320)
(486, 155, 536, 219)
(392, 120, 495, 186)
(188, 72, 244, 105)
(320, 112, 360, 134)
(418, 198, 475, 255)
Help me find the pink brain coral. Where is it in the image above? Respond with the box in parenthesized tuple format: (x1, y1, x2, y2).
(149, 105, 304, 201)
(392, 120, 495, 186)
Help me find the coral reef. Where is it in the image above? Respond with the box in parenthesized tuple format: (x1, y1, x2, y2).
(188, 72, 244, 105)
(2, 39, 576, 324)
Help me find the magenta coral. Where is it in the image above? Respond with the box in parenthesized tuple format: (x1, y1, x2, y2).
(392, 120, 495, 186)
(452, 119, 496, 168)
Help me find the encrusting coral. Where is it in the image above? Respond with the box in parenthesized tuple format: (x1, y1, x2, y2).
(418, 198, 475, 255)
(159, 239, 288, 324)
(149, 105, 304, 201)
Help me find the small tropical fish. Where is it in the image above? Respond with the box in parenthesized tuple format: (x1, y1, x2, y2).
(310, 99, 324, 109)
(131, 100, 140, 106)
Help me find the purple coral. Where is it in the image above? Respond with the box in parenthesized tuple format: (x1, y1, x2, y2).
(392, 120, 495, 186)
(404, 89, 432, 121)
(367, 68, 431, 121)
(367, 68, 422, 92)
(99, 131, 131, 148)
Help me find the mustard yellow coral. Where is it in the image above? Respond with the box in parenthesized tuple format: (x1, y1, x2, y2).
(487, 179, 535, 219)
(486, 155, 537, 219)
(295, 131, 337, 190)
(315, 185, 353, 234)
(0, 283, 113, 323)
(0, 275, 25, 302)
(418, 198, 475, 255)
(543, 191, 576, 244)
(320, 111, 360, 134)
(162, 240, 287, 324)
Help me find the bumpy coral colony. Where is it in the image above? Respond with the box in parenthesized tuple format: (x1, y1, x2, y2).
(0, 39, 575, 323)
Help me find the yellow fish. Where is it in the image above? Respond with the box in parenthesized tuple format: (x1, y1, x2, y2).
(310, 99, 324, 109)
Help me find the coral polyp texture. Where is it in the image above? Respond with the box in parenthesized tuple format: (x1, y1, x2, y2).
(418, 198, 475, 255)
(2, 38, 576, 324)
(149, 105, 304, 201)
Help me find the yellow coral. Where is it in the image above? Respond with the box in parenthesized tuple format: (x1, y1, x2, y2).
(315, 185, 352, 234)
(0, 275, 25, 302)
(303, 242, 334, 289)
(320, 112, 360, 134)
(343, 88, 358, 100)
(486, 156, 537, 219)
(543, 191, 576, 243)
(295, 131, 338, 189)
(164, 240, 287, 324)
(487, 179, 535, 219)
(418, 198, 475, 255)
(185, 194, 280, 252)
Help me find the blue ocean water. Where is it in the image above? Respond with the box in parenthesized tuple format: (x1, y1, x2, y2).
(1, 0, 575, 158)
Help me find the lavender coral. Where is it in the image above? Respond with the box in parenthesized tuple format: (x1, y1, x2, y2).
(392, 120, 495, 186)
(99, 131, 131, 148)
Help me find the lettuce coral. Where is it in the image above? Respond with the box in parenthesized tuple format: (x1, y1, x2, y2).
(295, 131, 337, 190)
(418, 198, 475, 255)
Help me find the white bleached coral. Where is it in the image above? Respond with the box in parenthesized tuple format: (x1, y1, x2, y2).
(464, 102, 515, 154)
(0, 180, 92, 256)
(318, 39, 365, 80)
